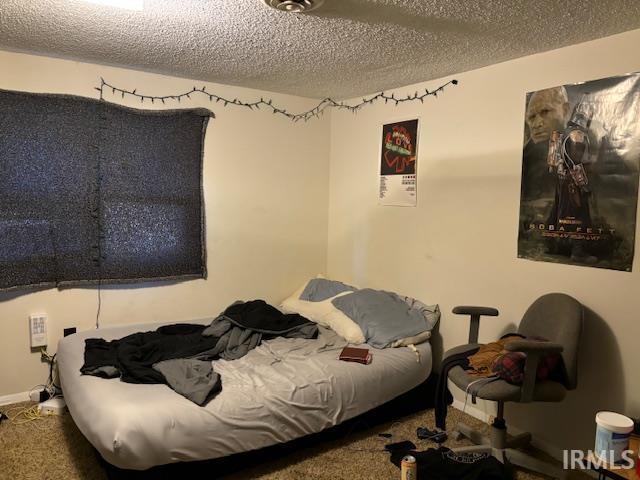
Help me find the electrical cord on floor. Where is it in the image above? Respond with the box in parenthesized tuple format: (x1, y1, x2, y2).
(344, 434, 393, 453)
(345, 446, 388, 453)
(343, 420, 409, 453)
(1, 352, 63, 429)
(3, 404, 47, 429)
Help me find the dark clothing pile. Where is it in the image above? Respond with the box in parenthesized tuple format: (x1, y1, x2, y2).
(391, 447, 511, 480)
(81, 300, 318, 405)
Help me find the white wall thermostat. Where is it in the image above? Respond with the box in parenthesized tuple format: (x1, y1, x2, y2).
(29, 314, 48, 348)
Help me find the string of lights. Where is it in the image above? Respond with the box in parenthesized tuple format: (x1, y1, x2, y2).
(96, 78, 458, 122)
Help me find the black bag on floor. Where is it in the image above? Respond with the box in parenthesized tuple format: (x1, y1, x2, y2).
(391, 447, 512, 480)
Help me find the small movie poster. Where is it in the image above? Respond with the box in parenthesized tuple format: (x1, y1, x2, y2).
(518, 73, 640, 271)
(379, 118, 419, 206)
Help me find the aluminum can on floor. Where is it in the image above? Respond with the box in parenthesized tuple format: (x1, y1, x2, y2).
(400, 455, 417, 480)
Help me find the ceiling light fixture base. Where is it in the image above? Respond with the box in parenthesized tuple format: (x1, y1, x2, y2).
(262, 0, 325, 13)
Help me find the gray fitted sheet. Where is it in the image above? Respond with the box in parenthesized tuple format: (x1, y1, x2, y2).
(57, 320, 432, 470)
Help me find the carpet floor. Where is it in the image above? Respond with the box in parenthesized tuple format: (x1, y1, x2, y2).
(0, 401, 587, 480)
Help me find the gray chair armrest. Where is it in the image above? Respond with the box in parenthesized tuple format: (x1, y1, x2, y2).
(505, 341, 563, 403)
(504, 340, 563, 354)
(452, 305, 499, 343)
(452, 306, 499, 317)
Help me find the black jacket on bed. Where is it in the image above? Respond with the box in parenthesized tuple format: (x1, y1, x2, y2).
(81, 300, 318, 405)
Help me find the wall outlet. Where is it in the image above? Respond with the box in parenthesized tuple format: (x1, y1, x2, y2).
(29, 314, 47, 348)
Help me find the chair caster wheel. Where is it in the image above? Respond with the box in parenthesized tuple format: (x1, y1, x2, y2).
(452, 430, 464, 441)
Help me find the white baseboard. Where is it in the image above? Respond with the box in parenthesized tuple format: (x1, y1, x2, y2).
(450, 399, 563, 463)
(0, 391, 30, 407)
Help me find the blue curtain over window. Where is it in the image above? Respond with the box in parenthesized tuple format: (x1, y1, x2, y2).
(0, 89, 211, 292)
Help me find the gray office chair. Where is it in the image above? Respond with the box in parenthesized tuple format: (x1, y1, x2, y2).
(446, 293, 583, 479)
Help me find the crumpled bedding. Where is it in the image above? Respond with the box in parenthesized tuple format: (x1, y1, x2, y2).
(80, 300, 318, 405)
(58, 320, 432, 470)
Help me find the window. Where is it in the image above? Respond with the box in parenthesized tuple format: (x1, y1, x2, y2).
(0, 89, 211, 291)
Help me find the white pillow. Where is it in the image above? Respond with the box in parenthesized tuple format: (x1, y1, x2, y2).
(280, 283, 365, 344)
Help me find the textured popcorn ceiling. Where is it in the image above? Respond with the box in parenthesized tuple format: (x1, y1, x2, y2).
(1, 0, 640, 99)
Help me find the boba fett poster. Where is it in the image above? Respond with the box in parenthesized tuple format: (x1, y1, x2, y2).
(379, 118, 419, 206)
(518, 73, 640, 271)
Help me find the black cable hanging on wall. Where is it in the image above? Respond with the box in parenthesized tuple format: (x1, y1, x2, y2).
(93, 108, 107, 330)
(96, 78, 459, 121)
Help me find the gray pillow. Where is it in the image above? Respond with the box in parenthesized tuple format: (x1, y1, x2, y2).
(299, 278, 355, 302)
(389, 291, 440, 332)
(332, 289, 436, 348)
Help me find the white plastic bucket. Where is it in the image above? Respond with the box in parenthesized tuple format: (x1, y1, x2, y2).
(595, 411, 634, 464)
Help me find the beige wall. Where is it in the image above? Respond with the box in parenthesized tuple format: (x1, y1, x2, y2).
(0, 50, 330, 397)
(327, 28, 640, 455)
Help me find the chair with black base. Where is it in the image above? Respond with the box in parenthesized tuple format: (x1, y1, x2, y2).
(446, 293, 583, 479)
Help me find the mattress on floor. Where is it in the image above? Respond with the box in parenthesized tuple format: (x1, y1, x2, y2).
(57, 320, 432, 470)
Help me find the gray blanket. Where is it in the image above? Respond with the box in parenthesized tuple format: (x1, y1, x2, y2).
(153, 316, 318, 405)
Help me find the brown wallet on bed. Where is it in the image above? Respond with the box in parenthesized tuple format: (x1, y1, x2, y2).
(339, 347, 372, 365)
